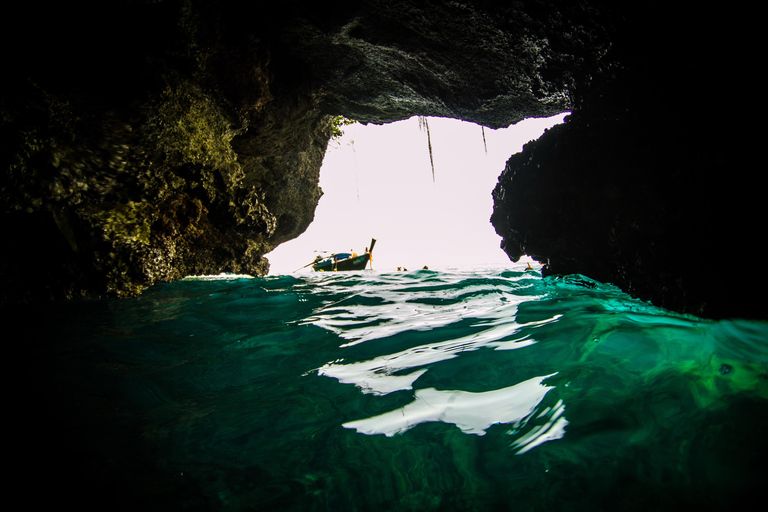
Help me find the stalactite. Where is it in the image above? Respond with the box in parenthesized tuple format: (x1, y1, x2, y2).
(418, 116, 435, 182)
(482, 126, 488, 154)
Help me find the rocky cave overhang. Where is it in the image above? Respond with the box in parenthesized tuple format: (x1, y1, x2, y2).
(1, 0, 762, 320)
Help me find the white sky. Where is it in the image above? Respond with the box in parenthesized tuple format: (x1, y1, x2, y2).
(266, 114, 567, 275)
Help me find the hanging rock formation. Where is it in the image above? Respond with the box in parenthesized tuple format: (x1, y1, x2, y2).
(1, 1, 760, 319)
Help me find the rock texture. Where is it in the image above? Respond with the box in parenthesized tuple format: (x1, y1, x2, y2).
(1, 1, 761, 318)
(3, 1, 331, 299)
(491, 6, 761, 319)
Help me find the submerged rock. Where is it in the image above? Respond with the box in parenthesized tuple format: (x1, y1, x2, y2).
(0, 1, 761, 319)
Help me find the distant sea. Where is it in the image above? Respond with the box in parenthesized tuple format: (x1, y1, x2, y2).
(12, 263, 768, 511)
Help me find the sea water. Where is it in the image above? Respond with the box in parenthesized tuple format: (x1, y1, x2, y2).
(14, 263, 768, 511)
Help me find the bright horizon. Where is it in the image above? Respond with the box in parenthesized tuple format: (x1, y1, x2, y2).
(266, 114, 567, 275)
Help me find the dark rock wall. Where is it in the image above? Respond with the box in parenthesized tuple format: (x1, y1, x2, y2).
(491, 6, 761, 319)
(1, 1, 761, 318)
(2, 0, 330, 299)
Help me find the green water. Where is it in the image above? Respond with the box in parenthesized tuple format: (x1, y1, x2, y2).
(13, 265, 768, 511)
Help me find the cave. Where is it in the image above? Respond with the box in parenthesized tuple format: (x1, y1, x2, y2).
(1, 0, 762, 320)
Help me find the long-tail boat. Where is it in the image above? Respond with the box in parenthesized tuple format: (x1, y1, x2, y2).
(307, 238, 376, 272)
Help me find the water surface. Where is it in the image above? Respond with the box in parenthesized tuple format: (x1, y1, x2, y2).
(15, 264, 768, 511)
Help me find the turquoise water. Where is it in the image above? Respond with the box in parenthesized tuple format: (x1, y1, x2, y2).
(15, 264, 768, 511)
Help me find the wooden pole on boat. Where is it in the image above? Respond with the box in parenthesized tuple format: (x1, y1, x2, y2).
(293, 256, 321, 273)
(368, 238, 376, 270)
(292, 261, 314, 272)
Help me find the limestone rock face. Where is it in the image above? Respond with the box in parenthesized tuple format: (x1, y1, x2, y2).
(1, 1, 761, 318)
(490, 7, 761, 319)
(2, 1, 331, 299)
(277, 0, 588, 126)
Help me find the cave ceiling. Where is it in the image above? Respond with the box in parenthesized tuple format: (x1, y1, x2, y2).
(1, 1, 761, 319)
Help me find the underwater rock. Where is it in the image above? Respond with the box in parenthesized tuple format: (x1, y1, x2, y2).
(1, 1, 761, 319)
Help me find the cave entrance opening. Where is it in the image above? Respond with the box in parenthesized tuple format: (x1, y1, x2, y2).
(266, 114, 567, 274)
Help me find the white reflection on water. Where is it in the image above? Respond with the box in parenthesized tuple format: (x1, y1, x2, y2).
(510, 398, 569, 454)
(301, 274, 542, 347)
(317, 314, 559, 396)
(306, 271, 570, 450)
(343, 374, 563, 442)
